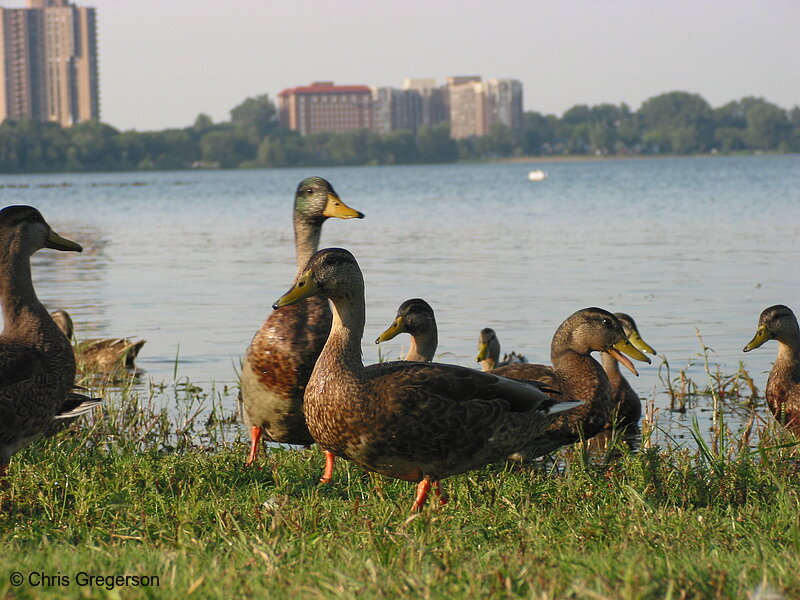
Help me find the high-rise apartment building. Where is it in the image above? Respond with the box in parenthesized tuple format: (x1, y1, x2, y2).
(447, 76, 524, 139)
(447, 76, 487, 139)
(372, 87, 424, 134)
(0, 0, 99, 127)
(278, 82, 373, 135)
(485, 79, 523, 133)
(402, 78, 447, 128)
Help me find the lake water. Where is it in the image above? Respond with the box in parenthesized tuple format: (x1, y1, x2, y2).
(2, 155, 799, 448)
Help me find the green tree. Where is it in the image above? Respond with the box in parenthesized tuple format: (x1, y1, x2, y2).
(521, 112, 556, 155)
(257, 131, 312, 167)
(67, 121, 121, 170)
(745, 100, 790, 150)
(199, 129, 256, 168)
(381, 130, 417, 164)
(637, 92, 714, 153)
(230, 95, 277, 141)
(416, 123, 457, 163)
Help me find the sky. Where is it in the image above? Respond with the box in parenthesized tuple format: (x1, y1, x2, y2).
(10, 0, 799, 132)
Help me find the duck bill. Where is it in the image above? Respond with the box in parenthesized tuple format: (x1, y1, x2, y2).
(323, 193, 364, 219)
(475, 342, 489, 362)
(375, 317, 405, 344)
(272, 271, 318, 309)
(608, 339, 651, 376)
(628, 330, 656, 355)
(743, 326, 771, 352)
(46, 229, 83, 252)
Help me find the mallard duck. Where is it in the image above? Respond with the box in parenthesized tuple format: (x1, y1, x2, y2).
(0, 206, 100, 484)
(240, 178, 364, 474)
(375, 298, 438, 362)
(491, 308, 651, 459)
(743, 305, 800, 435)
(273, 247, 581, 512)
(599, 312, 656, 429)
(50, 309, 145, 372)
(476, 327, 528, 371)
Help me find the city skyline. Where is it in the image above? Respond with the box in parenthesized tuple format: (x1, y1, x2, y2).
(1, 0, 798, 132)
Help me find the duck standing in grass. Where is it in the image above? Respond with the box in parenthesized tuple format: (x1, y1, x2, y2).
(239, 178, 364, 475)
(599, 312, 656, 429)
(50, 309, 146, 373)
(744, 305, 800, 434)
(491, 308, 650, 459)
(0, 206, 100, 486)
(375, 298, 438, 362)
(273, 247, 581, 512)
(475, 327, 528, 371)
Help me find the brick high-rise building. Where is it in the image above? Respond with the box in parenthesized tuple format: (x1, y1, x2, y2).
(0, 0, 99, 127)
(278, 82, 373, 135)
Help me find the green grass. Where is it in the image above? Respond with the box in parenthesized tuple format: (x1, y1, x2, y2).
(2, 371, 800, 599)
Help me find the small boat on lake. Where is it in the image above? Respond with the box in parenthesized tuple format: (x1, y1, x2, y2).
(528, 169, 548, 181)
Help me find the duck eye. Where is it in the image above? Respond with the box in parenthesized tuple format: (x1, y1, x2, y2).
(306, 188, 314, 194)
(602, 318, 611, 327)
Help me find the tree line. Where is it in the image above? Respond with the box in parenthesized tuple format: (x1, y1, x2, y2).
(0, 91, 798, 173)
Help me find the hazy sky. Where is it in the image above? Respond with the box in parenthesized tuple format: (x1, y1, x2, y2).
(15, 0, 800, 131)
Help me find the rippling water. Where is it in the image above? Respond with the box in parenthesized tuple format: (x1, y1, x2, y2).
(2, 155, 799, 447)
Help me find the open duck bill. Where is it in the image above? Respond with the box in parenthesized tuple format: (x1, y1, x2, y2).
(375, 317, 405, 344)
(743, 326, 771, 352)
(627, 329, 656, 355)
(45, 229, 83, 252)
(322, 193, 364, 220)
(607, 338, 650, 376)
(273, 271, 318, 309)
(475, 342, 490, 362)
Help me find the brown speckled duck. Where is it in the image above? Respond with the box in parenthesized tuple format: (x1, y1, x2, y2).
(0, 206, 100, 485)
(375, 298, 438, 362)
(744, 305, 800, 435)
(476, 327, 528, 371)
(50, 309, 146, 372)
(273, 248, 580, 512)
(492, 308, 650, 459)
(599, 312, 656, 429)
(239, 178, 364, 473)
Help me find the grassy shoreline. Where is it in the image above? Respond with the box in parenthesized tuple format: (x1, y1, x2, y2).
(2, 374, 799, 599)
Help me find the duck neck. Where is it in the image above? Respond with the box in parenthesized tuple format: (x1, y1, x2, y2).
(479, 342, 499, 371)
(293, 216, 323, 281)
(406, 330, 437, 362)
(775, 338, 800, 373)
(552, 345, 608, 404)
(318, 289, 366, 373)
(0, 241, 47, 340)
(600, 351, 624, 387)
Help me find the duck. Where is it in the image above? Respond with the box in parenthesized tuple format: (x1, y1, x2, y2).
(491, 308, 651, 459)
(0, 205, 100, 485)
(272, 247, 582, 512)
(475, 327, 528, 371)
(375, 298, 438, 362)
(599, 312, 656, 429)
(239, 177, 364, 476)
(743, 305, 800, 435)
(50, 309, 146, 372)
